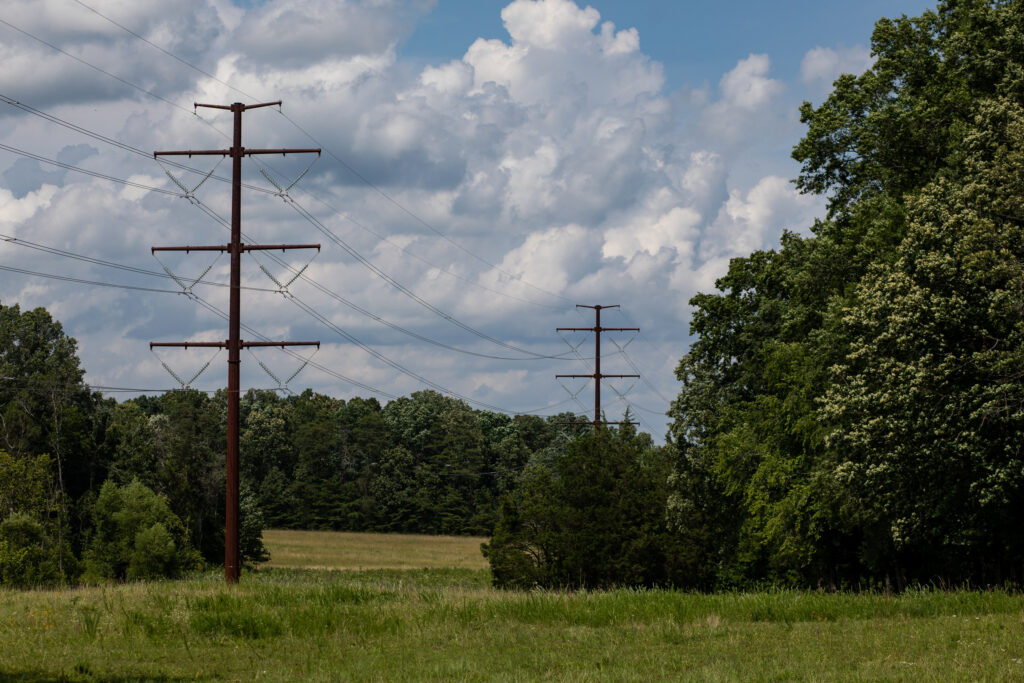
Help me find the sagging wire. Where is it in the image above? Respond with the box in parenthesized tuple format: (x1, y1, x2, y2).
(152, 250, 223, 296)
(252, 248, 318, 295)
(151, 346, 221, 390)
(158, 156, 224, 203)
(609, 334, 672, 404)
(247, 345, 319, 395)
(258, 154, 320, 198)
(606, 380, 661, 435)
(556, 376, 588, 401)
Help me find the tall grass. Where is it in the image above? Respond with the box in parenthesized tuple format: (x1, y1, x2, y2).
(3, 567, 1024, 681)
(2, 530, 1024, 680)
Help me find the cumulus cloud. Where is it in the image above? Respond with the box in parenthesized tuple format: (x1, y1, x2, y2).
(700, 54, 785, 143)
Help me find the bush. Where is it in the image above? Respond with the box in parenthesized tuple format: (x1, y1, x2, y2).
(83, 479, 200, 581)
(0, 513, 73, 588)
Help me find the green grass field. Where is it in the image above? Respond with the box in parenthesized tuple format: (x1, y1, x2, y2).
(2, 530, 1024, 681)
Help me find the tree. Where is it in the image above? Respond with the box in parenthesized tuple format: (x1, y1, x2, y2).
(484, 426, 681, 589)
(668, 0, 1024, 588)
(820, 98, 1024, 585)
(0, 450, 75, 586)
(82, 479, 199, 581)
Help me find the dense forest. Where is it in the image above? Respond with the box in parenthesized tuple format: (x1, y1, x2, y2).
(4, 0, 1024, 592)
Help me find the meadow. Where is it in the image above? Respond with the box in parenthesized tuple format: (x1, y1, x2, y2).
(1, 531, 1023, 681)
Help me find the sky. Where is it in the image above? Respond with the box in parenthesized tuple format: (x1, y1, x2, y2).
(0, 0, 935, 441)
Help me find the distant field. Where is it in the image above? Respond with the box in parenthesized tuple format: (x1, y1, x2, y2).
(3, 532, 1024, 680)
(262, 529, 489, 570)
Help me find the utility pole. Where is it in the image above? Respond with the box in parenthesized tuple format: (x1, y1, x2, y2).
(151, 101, 320, 584)
(556, 304, 639, 431)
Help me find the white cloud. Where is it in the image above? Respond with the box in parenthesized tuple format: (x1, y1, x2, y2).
(701, 54, 785, 143)
(801, 45, 873, 95)
(720, 54, 783, 110)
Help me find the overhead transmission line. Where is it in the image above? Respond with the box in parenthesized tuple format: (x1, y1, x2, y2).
(0, 95, 572, 361)
(45, 1, 575, 308)
(252, 158, 565, 311)
(0, 13, 589, 416)
(0, 124, 566, 363)
(0, 234, 278, 293)
(0, 21, 571, 356)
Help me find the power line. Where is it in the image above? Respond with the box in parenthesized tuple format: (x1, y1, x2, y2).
(1, 234, 279, 293)
(280, 192, 568, 359)
(0, 17, 205, 121)
(67, 0, 261, 104)
(253, 158, 566, 311)
(188, 191, 572, 362)
(0, 93, 277, 195)
(0, 142, 180, 195)
(0, 264, 185, 294)
(278, 110, 577, 306)
(0, 15, 599, 417)
(34, 0, 574, 308)
(1, 92, 570, 361)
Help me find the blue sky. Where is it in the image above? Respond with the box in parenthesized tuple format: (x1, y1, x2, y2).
(0, 0, 941, 439)
(402, 0, 935, 89)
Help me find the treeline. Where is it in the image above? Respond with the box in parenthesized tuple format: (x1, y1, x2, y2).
(667, 0, 1024, 589)
(0, 300, 597, 586)
(131, 387, 591, 536)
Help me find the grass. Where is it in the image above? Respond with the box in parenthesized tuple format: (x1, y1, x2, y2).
(261, 528, 489, 570)
(1, 531, 1024, 681)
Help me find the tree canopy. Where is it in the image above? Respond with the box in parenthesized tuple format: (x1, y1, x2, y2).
(669, 0, 1024, 588)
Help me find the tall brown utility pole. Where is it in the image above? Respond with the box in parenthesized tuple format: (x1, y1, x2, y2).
(556, 304, 639, 431)
(151, 101, 320, 584)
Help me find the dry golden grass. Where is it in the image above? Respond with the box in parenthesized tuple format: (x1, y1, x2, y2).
(261, 529, 489, 570)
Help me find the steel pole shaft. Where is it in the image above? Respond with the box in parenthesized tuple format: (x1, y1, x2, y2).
(594, 306, 601, 431)
(225, 102, 243, 584)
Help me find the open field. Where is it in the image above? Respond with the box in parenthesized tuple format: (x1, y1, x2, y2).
(2, 531, 1024, 681)
(262, 528, 489, 570)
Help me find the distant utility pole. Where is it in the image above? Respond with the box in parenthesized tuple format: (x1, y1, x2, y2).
(150, 101, 320, 584)
(556, 304, 639, 432)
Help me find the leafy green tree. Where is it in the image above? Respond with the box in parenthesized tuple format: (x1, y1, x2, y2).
(484, 426, 681, 589)
(148, 390, 224, 562)
(104, 401, 159, 490)
(0, 513, 71, 588)
(0, 450, 75, 586)
(668, 0, 1024, 588)
(821, 98, 1024, 584)
(239, 482, 270, 566)
(83, 479, 199, 581)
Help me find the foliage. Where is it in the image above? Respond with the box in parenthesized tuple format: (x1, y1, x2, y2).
(0, 513, 72, 588)
(821, 97, 1024, 583)
(83, 479, 199, 581)
(669, 0, 1024, 588)
(484, 425, 682, 589)
(0, 450, 75, 586)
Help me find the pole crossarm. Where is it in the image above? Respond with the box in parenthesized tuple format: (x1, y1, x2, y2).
(152, 244, 320, 253)
(154, 148, 321, 158)
(151, 341, 320, 349)
(195, 101, 281, 111)
(557, 374, 640, 379)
